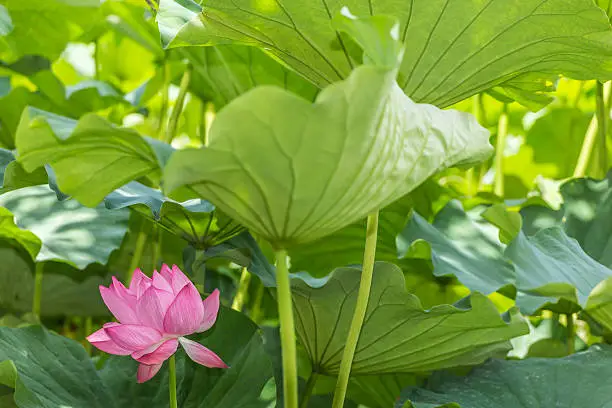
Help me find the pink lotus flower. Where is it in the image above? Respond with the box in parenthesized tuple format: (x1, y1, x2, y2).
(87, 264, 228, 383)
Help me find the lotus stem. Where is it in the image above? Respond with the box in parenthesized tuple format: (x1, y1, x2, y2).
(466, 93, 484, 196)
(275, 249, 298, 408)
(250, 280, 265, 323)
(332, 211, 379, 408)
(168, 355, 178, 408)
(201, 102, 215, 146)
(84, 317, 92, 354)
(127, 224, 148, 283)
(566, 313, 575, 355)
(596, 81, 608, 177)
(493, 104, 509, 197)
(300, 371, 319, 408)
(32, 262, 44, 319)
(164, 65, 192, 144)
(94, 39, 100, 80)
(574, 81, 612, 177)
(231, 267, 252, 312)
(152, 225, 161, 270)
(158, 61, 170, 138)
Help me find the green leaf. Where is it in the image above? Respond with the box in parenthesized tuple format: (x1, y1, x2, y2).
(506, 228, 612, 314)
(0, 309, 273, 407)
(0, 325, 115, 408)
(180, 46, 319, 108)
(158, 0, 612, 107)
(0, 148, 14, 188)
(520, 173, 612, 268)
(562, 173, 612, 268)
(399, 201, 514, 296)
(0, 208, 40, 260)
(15, 108, 174, 207)
(481, 204, 522, 244)
(0, 244, 109, 317)
(104, 181, 244, 247)
(0, 0, 100, 62)
(398, 345, 612, 408)
(401, 201, 612, 314)
(291, 262, 527, 376)
(100, 307, 273, 408)
(199, 231, 276, 287)
(164, 16, 491, 247)
(0, 185, 128, 268)
(348, 374, 424, 408)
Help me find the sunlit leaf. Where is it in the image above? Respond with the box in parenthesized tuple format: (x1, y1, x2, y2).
(158, 0, 612, 107)
(0, 185, 128, 268)
(15, 108, 173, 207)
(398, 345, 612, 408)
(291, 262, 527, 375)
(164, 14, 491, 247)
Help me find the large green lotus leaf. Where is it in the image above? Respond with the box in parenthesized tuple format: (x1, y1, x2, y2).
(398, 200, 514, 295)
(0, 0, 100, 62)
(0, 325, 115, 408)
(15, 108, 173, 207)
(180, 45, 319, 107)
(519, 173, 612, 267)
(397, 345, 612, 408)
(291, 262, 527, 376)
(100, 307, 273, 408)
(0, 245, 109, 317)
(158, 0, 612, 108)
(0, 87, 55, 149)
(562, 173, 612, 268)
(163, 15, 492, 247)
(400, 201, 612, 314)
(506, 228, 612, 314)
(104, 181, 244, 247)
(0, 185, 128, 269)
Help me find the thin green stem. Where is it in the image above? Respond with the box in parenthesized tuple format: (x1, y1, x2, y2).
(574, 81, 611, 177)
(596, 81, 608, 177)
(164, 65, 192, 144)
(32, 263, 44, 319)
(94, 39, 100, 80)
(466, 94, 483, 196)
(250, 280, 265, 323)
(168, 355, 178, 408)
(566, 313, 575, 355)
(231, 267, 252, 312)
(127, 222, 148, 283)
(300, 371, 319, 408)
(332, 211, 379, 408)
(493, 104, 509, 197)
(158, 62, 170, 138)
(275, 249, 298, 408)
(84, 317, 92, 354)
(152, 225, 161, 271)
(202, 102, 215, 146)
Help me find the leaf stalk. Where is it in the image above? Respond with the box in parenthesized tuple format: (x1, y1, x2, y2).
(169, 355, 178, 408)
(493, 104, 509, 197)
(275, 249, 298, 408)
(164, 65, 193, 144)
(231, 266, 252, 312)
(332, 211, 379, 408)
